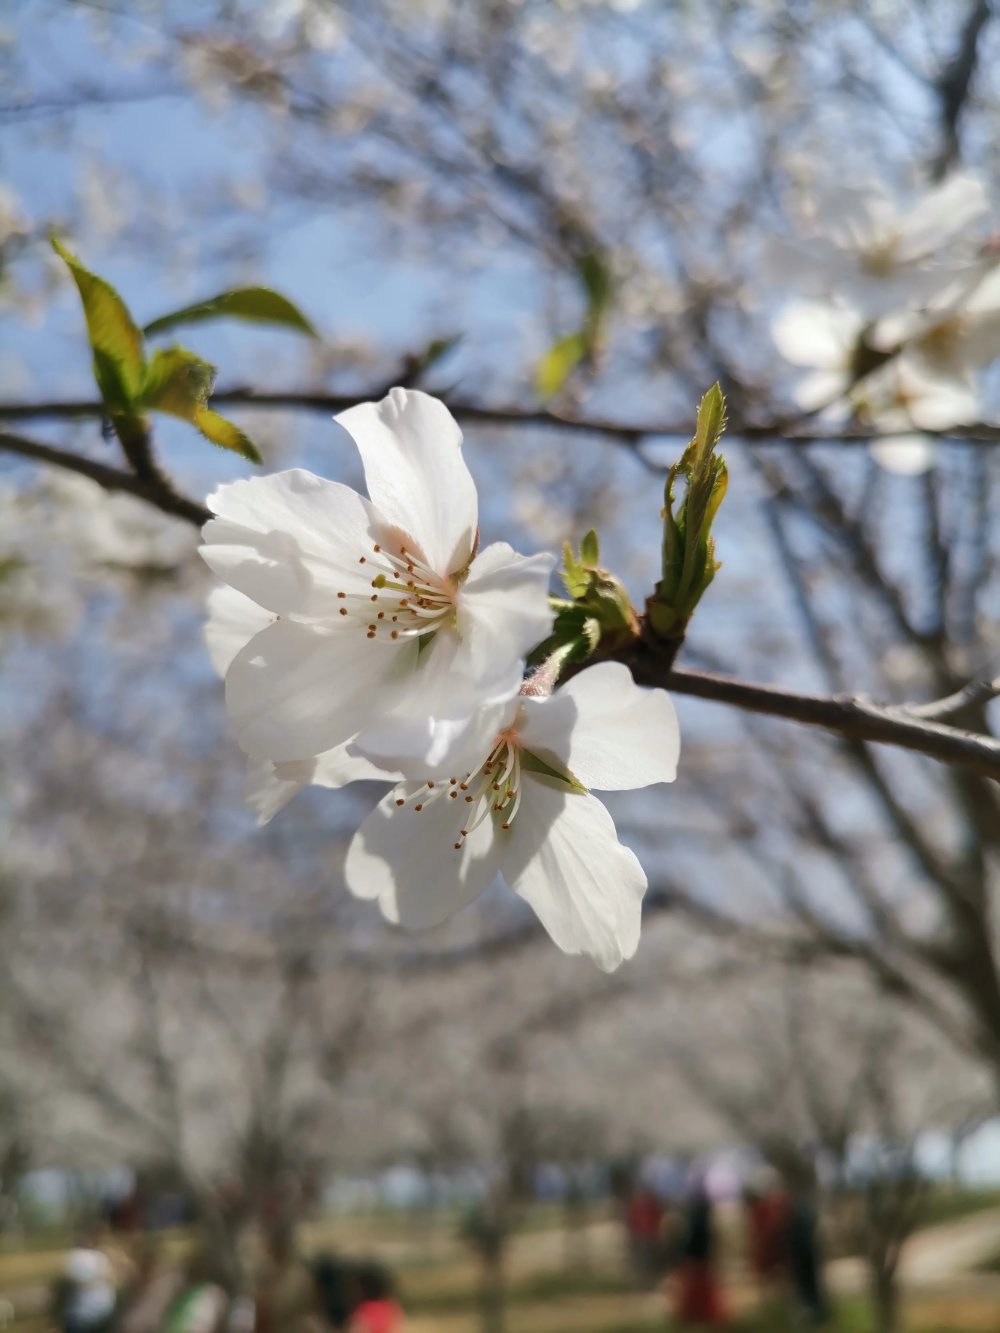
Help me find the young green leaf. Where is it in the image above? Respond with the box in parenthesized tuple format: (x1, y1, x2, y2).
(140, 345, 262, 463)
(536, 331, 588, 401)
(193, 409, 263, 464)
(579, 528, 600, 567)
(143, 287, 317, 339)
(648, 383, 728, 642)
(51, 238, 145, 411)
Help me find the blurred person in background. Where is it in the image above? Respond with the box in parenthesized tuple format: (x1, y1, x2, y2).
(52, 1220, 128, 1333)
(786, 1179, 829, 1327)
(743, 1168, 789, 1300)
(310, 1253, 357, 1330)
(163, 1247, 229, 1333)
(624, 1180, 665, 1286)
(346, 1262, 404, 1333)
(669, 1179, 729, 1327)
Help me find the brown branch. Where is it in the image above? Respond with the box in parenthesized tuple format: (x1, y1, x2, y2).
(0, 429, 210, 526)
(652, 665, 1000, 783)
(4, 392, 1000, 451)
(932, 0, 994, 179)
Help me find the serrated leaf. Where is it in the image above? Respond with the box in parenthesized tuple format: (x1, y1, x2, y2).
(536, 332, 588, 401)
(561, 540, 589, 599)
(52, 238, 145, 410)
(579, 528, 600, 567)
(193, 408, 262, 464)
(139, 345, 262, 463)
(143, 286, 317, 339)
(141, 346, 216, 417)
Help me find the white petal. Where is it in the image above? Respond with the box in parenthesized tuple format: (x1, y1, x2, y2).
(335, 388, 477, 575)
(225, 618, 405, 761)
(792, 370, 851, 413)
(518, 662, 680, 791)
(345, 785, 500, 929)
(205, 584, 273, 677)
(502, 776, 646, 972)
(245, 743, 391, 826)
(896, 173, 987, 262)
(246, 760, 306, 825)
(351, 631, 517, 777)
(201, 469, 379, 617)
(869, 435, 936, 476)
(771, 302, 859, 370)
(454, 542, 556, 696)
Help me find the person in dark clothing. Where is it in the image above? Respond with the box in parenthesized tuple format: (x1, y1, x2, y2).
(787, 1191, 829, 1325)
(671, 1185, 729, 1326)
(311, 1254, 356, 1330)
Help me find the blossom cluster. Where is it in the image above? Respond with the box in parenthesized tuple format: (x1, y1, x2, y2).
(202, 389, 679, 971)
(767, 173, 999, 473)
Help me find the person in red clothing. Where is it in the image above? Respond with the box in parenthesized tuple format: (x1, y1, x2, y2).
(624, 1184, 664, 1285)
(744, 1174, 790, 1293)
(347, 1263, 404, 1333)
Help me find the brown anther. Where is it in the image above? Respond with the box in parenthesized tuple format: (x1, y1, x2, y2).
(391, 631, 399, 640)
(449, 791, 458, 799)
(399, 599, 409, 608)
(377, 612, 385, 620)
(373, 544, 381, 553)
(368, 624, 377, 632)
(337, 591, 346, 599)
(459, 782, 469, 791)
(464, 795, 473, 803)
(339, 608, 348, 617)
(501, 822, 511, 830)
(414, 803, 423, 812)
(366, 631, 376, 639)
(449, 778, 457, 785)
(391, 616, 399, 623)
(454, 842, 461, 850)
(395, 799, 405, 807)
(427, 781, 435, 789)
(359, 556, 366, 563)
(460, 830, 468, 837)
(370, 594, 378, 602)
(492, 783, 500, 791)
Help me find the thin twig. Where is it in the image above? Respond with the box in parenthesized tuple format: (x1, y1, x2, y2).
(905, 677, 1000, 721)
(0, 430, 210, 525)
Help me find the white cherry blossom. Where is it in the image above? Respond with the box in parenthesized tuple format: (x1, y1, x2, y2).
(765, 173, 988, 319)
(344, 662, 680, 972)
(771, 300, 865, 412)
(201, 388, 555, 774)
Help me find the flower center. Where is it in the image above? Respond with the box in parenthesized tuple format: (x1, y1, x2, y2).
(393, 734, 524, 851)
(335, 541, 455, 642)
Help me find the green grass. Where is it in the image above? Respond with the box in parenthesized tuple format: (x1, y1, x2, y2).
(915, 1186, 1000, 1230)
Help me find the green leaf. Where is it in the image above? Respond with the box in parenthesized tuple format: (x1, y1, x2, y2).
(193, 408, 262, 464)
(576, 251, 613, 326)
(579, 528, 600, 567)
(52, 238, 145, 410)
(141, 346, 216, 417)
(649, 382, 728, 640)
(143, 287, 317, 339)
(536, 332, 588, 401)
(140, 345, 262, 463)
